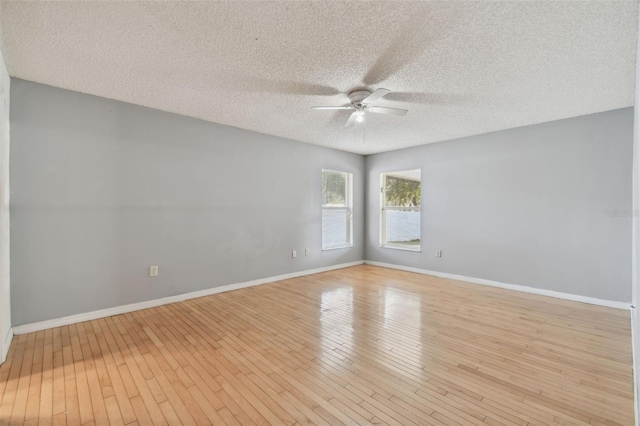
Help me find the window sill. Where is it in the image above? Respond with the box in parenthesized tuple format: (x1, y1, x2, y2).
(380, 244, 421, 253)
(322, 245, 353, 251)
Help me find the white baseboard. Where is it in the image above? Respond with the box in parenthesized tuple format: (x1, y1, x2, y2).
(1, 326, 13, 364)
(13, 261, 364, 335)
(365, 260, 631, 310)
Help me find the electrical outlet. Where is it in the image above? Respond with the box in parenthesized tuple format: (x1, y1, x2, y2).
(305, 248, 310, 256)
(149, 265, 159, 277)
(436, 250, 443, 258)
(292, 250, 297, 258)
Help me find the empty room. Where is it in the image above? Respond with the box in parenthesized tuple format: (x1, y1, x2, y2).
(1, 1, 640, 425)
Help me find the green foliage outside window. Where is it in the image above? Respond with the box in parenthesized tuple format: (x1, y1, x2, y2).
(385, 176, 420, 207)
(323, 171, 347, 206)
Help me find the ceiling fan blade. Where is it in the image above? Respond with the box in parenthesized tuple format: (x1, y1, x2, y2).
(232, 77, 341, 97)
(367, 106, 408, 116)
(344, 111, 359, 128)
(311, 106, 353, 110)
(362, 88, 391, 104)
(384, 92, 472, 105)
(361, 7, 456, 86)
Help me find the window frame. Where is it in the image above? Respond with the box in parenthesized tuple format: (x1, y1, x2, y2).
(322, 169, 354, 251)
(380, 169, 422, 252)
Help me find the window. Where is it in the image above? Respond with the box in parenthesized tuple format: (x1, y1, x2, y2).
(381, 169, 421, 251)
(322, 170, 353, 250)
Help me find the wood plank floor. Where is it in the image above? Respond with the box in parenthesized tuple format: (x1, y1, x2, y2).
(0, 265, 634, 425)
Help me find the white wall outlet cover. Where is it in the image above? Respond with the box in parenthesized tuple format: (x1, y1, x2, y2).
(305, 248, 310, 256)
(149, 265, 159, 277)
(292, 250, 297, 258)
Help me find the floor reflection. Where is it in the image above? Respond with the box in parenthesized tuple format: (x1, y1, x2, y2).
(319, 286, 354, 353)
(383, 287, 422, 368)
(317, 281, 425, 372)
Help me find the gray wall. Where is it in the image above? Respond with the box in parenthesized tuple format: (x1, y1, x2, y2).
(0, 44, 10, 362)
(366, 108, 633, 302)
(11, 79, 364, 325)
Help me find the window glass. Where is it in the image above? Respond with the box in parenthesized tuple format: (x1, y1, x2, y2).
(381, 170, 421, 251)
(322, 170, 353, 250)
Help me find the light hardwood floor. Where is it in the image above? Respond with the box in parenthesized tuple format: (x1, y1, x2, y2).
(0, 265, 634, 425)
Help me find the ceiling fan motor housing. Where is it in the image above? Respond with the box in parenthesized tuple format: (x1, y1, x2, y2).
(349, 90, 371, 108)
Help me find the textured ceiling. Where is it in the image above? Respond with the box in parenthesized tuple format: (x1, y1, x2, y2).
(0, 1, 637, 155)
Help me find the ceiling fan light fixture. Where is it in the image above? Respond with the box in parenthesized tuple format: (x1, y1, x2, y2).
(312, 88, 408, 128)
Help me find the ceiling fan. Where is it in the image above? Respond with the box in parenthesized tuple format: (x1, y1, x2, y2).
(311, 88, 408, 127)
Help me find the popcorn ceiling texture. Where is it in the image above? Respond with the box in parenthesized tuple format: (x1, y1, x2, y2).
(0, 1, 637, 155)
